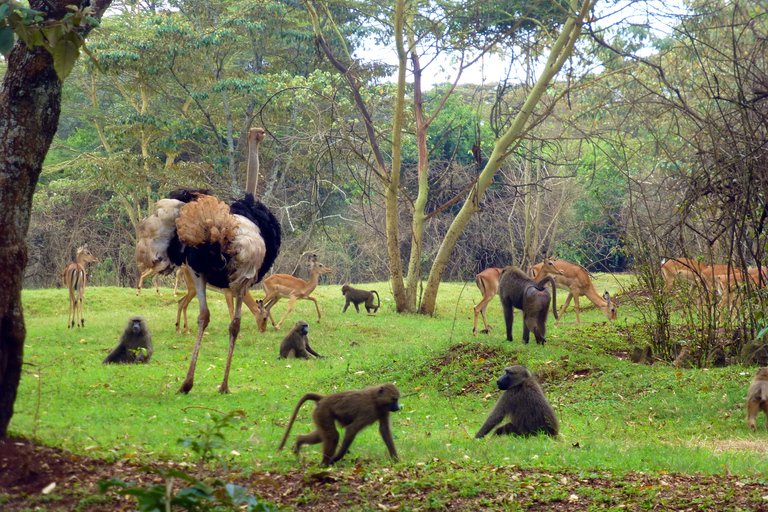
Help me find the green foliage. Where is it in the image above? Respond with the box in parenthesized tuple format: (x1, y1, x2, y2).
(101, 471, 275, 512)
(99, 410, 276, 512)
(178, 410, 246, 470)
(0, 1, 43, 56)
(1, 2, 100, 79)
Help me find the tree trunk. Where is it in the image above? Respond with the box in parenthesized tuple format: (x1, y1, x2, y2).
(0, 0, 112, 438)
(0, 41, 62, 438)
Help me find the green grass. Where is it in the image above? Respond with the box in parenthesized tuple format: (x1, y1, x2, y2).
(11, 276, 768, 479)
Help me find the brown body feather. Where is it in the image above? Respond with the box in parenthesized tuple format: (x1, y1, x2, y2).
(175, 195, 240, 255)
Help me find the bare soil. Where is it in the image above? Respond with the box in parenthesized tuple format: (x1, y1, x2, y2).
(2, 436, 768, 511)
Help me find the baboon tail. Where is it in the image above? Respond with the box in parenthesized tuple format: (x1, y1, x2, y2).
(536, 276, 558, 320)
(372, 290, 380, 308)
(277, 392, 323, 451)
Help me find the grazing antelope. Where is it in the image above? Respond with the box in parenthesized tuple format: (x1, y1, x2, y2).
(531, 258, 617, 324)
(660, 257, 707, 291)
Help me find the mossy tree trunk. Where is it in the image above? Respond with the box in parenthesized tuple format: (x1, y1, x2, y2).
(0, 0, 113, 438)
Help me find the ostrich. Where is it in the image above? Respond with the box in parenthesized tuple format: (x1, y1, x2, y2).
(136, 127, 281, 394)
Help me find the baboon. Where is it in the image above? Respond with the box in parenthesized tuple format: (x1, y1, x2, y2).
(279, 320, 323, 359)
(630, 345, 653, 364)
(475, 365, 559, 438)
(746, 367, 768, 430)
(497, 266, 558, 344)
(341, 284, 381, 314)
(103, 315, 153, 364)
(278, 383, 401, 465)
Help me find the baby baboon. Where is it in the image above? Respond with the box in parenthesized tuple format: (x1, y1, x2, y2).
(475, 365, 559, 438)
(341, 284, 381, 314)
(103, 315, 153, 364)
(278, 383, 401, 465)
(497, 266, 558, 344)
(747, 367, 768, 430)
(279, 320, 323, 359)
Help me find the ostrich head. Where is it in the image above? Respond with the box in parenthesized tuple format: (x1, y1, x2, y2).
(245, 127, 267, 197)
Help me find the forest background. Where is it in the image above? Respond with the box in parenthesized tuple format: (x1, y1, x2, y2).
(3, 0, 766, 320)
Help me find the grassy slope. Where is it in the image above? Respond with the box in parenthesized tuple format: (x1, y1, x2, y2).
(11, 275, 768, 483)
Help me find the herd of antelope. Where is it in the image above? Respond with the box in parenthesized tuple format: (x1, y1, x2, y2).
(472, 255, 767, 335)
(660, 257, 767, 322)
(62, 243, 763, 335)
(473, 257, 618, 336)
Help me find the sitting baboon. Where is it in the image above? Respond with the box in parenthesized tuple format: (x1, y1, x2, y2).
(747, 367, 768, 430)
(475, 365, 558, 438)
(341, 284, 381, 314)
(103, 315, 153, 364)
(498, 266, 558, 344)
(278, 383, 401, 465)
(279, 320, 323, 359)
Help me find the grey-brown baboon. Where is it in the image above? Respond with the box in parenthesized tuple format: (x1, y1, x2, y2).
(103, 315, 153, 364)
(475, 365, 558, 438)
(279, 320, 323, 359)
(341, 284, 380, 314)
(498, 266, 558, 344)
(277, 383, 401, 465)
(747, 367, 768, 430)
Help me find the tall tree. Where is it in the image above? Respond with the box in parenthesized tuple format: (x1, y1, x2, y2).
(302, 0, 596, 313)
(420, 0, 595, 313)
(0, 0, 113, 437)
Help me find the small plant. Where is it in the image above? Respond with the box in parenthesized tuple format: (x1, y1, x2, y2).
(178, 408, 244, 471)
(99, 409, 277, 512)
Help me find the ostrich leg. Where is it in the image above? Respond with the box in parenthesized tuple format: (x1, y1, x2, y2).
(219, 286, 245, 394)
(178, 274, 210, 394)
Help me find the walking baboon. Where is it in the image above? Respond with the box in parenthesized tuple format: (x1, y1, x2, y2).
(475, 365, 559, 438)
(277, 383, 401, 465)
(103, 315, 153, 364)
(747, 367, 768, 430)
(498, 266, 558, 344)
(341, 284, 381, 314)
(279, 320, 323, 359)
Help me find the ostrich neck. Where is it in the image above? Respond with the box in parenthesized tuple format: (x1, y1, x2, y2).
(245, 140, 261, 197)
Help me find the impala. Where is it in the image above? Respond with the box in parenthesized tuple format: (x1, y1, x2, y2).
(714, 269, 763, 322)
(472, 267, 503, 336)
(262, 254, 333, 329)
(62, 245, 98, 328)
(532, 258, 617, 324)
(660, 257, 707, 291)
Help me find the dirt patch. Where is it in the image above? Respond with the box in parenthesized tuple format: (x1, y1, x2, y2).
(537, 363, 602, 384)
(419, 343, 513, 395)
(3, 437, 768, 511)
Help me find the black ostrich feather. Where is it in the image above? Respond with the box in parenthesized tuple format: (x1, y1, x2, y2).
(168, 189, 211, 203)
(230, 194, 282, 283)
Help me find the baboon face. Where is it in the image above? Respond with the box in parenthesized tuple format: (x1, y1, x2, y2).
(377, 384, 401, 412)
(131, 319, 143, 334)
(497, 365, 530, 390)
(341, 284, 350, 295)
(292, 320, 309, 336)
